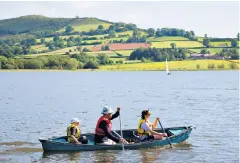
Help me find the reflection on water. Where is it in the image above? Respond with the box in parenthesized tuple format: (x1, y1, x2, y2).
(140, 148, 162, 163)
(41, 151, 119, 163)
(0, 141, 42, 156)
(42, 151, 81, 163)
(0, 147, 42, 154)
(37, 143, 193, 163)
(0, 141, 36, 146)
(41, 151, 122, 163)
(93, 151, 118, 163)
(173, 141, 193, 149)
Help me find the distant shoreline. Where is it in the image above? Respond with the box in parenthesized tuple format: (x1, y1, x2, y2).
(0, 60, 238, 72)
(0, 69, 238, 72)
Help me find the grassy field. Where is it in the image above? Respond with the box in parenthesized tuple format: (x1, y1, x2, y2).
(100, 60, 239, 71)
(35, 31, 134, 44)
(59, 30, 135, 39)
(60, 35, 79, 39)
(31, 44, 49, 51)
(114, 50, 133, 56)
(188, 48, 224, 54)
(23, 47, 123, 58)
(151, 41, 204, 48)
(73, 23, 110, 32)
(210, 41, 231, 47)
(93, 37, 129, 44)
(18, 52, 62, 59)
(229, 60, 239, 63)
(36, 37, 53, 43)
(22, 45, 93, 58)
(116, 31, 133, 36)
(197, 37, 204, 42)
(86, 51, 118, 57)
(115, 30, 147, 37)
(148, 36, 189, 42)
(48, 46, 82, 54)
(58, 18, 112, 33)
(109, 57, 127, 62)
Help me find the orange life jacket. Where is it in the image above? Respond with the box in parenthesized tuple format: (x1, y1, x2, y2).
(95, 116, 112, 136)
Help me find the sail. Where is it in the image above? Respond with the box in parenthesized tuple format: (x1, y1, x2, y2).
(166, 58, 171, 75)
(166, 58, 169, 72)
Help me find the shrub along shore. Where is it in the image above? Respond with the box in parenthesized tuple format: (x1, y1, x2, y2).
(0, 57, 238, 71)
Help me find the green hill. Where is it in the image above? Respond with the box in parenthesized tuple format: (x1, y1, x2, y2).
(0, 15, 113, 35)
(57, 17, 112, 32)
(0, 15, 73, 35)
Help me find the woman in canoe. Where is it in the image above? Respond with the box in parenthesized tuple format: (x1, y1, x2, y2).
(137, 110, 167, 141)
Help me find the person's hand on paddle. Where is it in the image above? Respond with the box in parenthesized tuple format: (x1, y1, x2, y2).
(119, 138, 124, 143)
(120, 138, 129, 144)
(156, 117, 160, 121)
(162, 133, 168, 137)
(117, 107, 120, 111)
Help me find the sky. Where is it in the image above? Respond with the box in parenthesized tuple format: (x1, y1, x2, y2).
(0, 1, 239, 37)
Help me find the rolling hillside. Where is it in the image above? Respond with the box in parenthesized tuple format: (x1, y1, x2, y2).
(0, 15, 72, 35)
(0, 15, 114, 35)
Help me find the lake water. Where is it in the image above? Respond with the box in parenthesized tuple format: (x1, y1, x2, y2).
(0, 71, 239, 163)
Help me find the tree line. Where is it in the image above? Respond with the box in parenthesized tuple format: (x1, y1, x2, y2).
(0, 44, 32, 58)
(203, 34, 239, 48)
(216, 48, 239, 59)
(147, 28, 196, 40)
(0, 52, 121, 70)
(129, 47, 188, 62)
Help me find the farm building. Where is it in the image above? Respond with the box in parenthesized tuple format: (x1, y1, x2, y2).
(190, 53, 224, 59)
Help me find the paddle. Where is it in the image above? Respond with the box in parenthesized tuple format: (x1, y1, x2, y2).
(112, 130, 129, 144)
(157, 119, 172, 148)
(119, 110, 125, 151)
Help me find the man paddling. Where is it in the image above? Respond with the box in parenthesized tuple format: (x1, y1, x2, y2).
(94, 106, 126, 145)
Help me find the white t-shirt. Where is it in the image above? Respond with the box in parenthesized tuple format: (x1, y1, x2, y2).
(140, 122, 151, 131)
(139, 122, 152, 140)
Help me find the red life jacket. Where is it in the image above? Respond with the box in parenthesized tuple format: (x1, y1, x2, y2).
(95, 116, 112, 136)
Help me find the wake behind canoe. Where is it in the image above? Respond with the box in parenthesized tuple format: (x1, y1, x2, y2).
(39, 126, 194, 152)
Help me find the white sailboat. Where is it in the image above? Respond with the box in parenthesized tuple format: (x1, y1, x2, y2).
(166, 58, 171, 75)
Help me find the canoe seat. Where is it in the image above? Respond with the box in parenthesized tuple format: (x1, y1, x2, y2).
(132, 131, 140, 142)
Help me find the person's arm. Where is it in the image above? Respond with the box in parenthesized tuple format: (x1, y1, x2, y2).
(110, 107, 121, 120)
(142, 122, 167, 137)
(110, 110, 119, 120)
(70, 135, 80, 144)
(152, 118, 160, 129)
(70, 127, 80, 144)
(99, 121, 120, 143)
(149, 130, 167, 137)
